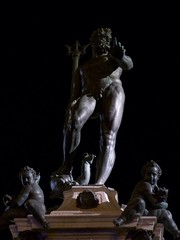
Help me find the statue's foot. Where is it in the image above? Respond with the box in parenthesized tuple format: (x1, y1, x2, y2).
(41, 220, 49, 229)
(50, 166, 79, 197)
(51, 165, 74, 187)
(113, 217, 125, 226)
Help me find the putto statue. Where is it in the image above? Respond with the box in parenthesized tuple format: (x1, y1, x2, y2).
(0, 166, 48, 231)
(51, 27, 133, 190)
(113, 160, 180, 240)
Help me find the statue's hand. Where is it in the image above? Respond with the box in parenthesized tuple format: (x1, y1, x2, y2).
(109, 38, 126, 59)
(82, 152, 96, 164)
(3, 194, 13, 207)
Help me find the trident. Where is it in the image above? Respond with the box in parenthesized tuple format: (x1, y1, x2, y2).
(65, 40, 89, 82)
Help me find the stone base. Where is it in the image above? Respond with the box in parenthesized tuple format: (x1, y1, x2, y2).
(9, 185, 165, 240)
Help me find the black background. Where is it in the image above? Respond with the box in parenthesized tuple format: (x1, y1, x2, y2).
(1, 1, 180, 239)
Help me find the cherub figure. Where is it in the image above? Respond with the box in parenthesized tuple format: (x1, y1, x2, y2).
(113, 160, 180, 240)
(0, 166, 48, 231)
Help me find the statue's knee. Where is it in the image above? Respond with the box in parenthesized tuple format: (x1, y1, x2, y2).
(162, 209, 172, 219)
(24, 200, 34, 210)
(72, 117, 83, 130)
(138, 198, 146, 207)
(24, 201, 30, 210)
(136, 198, 146, 213)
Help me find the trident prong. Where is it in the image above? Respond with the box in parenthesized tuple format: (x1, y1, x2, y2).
(65, 40, 90, 79)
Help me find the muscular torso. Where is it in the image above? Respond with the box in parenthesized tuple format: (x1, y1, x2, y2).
(28, 183, 45, 203)
(80, 54, 123, 97)
(130, 181, 152, 199)
(129, 181, 158, 208)
(15, 183, 45, 206)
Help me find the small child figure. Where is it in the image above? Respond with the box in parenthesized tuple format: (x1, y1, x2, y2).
(0, 166, 48, 231)
(113, 160, 180, 240)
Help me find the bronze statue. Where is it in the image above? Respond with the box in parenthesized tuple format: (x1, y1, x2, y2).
(50, 153, 96, 198)
(51, 27, 133, 187)
(113, 160, 180, 240)
(0, 166, 48, 231)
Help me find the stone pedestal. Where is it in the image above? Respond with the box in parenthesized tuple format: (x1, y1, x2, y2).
(9, 185, 165, 240)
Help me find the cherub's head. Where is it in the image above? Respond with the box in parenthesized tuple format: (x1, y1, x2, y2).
(19, 166, 40, 186)
(141, 160, 162, 185)
(90, 28, 112, 55)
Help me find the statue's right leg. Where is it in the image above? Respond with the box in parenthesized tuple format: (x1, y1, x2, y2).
(51, 96, 96, 190)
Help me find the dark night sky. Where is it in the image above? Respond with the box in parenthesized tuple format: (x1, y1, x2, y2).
(1, 1, 180, 239)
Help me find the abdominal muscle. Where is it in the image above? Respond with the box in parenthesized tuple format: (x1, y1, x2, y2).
(82, 67, 123, 99)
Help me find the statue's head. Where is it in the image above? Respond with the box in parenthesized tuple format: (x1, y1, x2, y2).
(19, 166, 40, 186)
(90, 28, 112, 55)
(141, 160, 162, 178)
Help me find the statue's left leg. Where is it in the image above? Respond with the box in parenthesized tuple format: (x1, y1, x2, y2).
(95, 82, 125, 185)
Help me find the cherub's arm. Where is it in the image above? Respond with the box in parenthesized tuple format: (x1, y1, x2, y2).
(142, 182, 159, 205)
(12, 185, 31, 207)
(143, 182, 168, 209)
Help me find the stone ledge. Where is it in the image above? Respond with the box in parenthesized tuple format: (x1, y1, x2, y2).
(9, 186, 165, 239)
